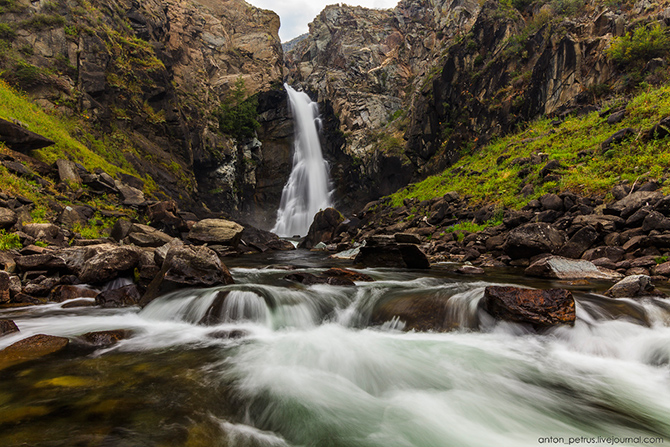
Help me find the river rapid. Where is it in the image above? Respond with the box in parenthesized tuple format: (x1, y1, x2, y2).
(0, 250, 669, 447)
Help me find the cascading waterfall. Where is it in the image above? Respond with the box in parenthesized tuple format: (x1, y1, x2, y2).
(272, 84, 332, 237)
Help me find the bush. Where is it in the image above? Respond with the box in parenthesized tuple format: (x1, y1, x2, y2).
(214, 77, 259, 141)
(0, 229, 21, 251)
(0, 23, 14, 40)
(607, 24, 670, 66)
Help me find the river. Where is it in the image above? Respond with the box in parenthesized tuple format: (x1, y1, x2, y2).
(0, 251, 669, 446)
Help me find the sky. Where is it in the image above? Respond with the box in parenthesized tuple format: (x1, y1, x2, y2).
(246, 0, 400, 42)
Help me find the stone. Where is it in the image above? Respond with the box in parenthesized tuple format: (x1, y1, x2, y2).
(539, 159, 563, 177)
(57, 206, 88, 227)
(540, 193, 563, 211)
(140, 245, 234, 306)
(0, 319, 19, 336)
(370, 295, 454, 332)
(95, 285, 141, 307)
(394, 233, 421, 244)
(456, 265, 485, 275)
(483, 286, 576, 328)
(188, 219, 244, 247)
(623, 235, 649, 252)
(602, 127, 636, 149)
(608, 191, 663, 218)
(582, 246, 626, 262)
(652, 261, 670, 276)
(298, 208, 345, 249)
(78, 245, 141, 284)
(146, 201, 186, 236)
(321, 268, 374, 282)
(76, 329, 132, 347)
(240, 226, 294, 252)
(56, 159, 81, 184)
(21, 223, 67, 246)
(0, 208, 17, 229)
(61, 299, 96, 308)
(50, 285, 99, 302)
(642, 211, 670, 232)
(284, 272, 355, 286)
(110, 219, 134, 242)
(126, 224, 173, 247)
(15, 254, 67, 272)
(0, 334, 69, 370)
(354, 244, 430, 269)
(525, 256, 623, 280)
(502, 223, 566, 259)
(115, 181, 145, 206)
(572, 214, 624, 233)
(559, 226, 599, 259)
(605, 275, 661, 298)
(0, 271, 9, 303)
(607, 110, 626, 125)
(0, 117, 55, 152)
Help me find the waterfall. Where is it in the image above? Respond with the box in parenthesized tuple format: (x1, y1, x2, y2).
(271, 84, 332, 237)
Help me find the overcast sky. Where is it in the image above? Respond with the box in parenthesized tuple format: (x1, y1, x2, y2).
(246, 0, 400, 42)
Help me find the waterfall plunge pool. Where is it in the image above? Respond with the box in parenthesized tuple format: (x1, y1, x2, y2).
(0, 252, 669, 446)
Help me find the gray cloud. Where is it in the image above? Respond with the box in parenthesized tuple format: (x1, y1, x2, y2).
(246, 0, 399, 41)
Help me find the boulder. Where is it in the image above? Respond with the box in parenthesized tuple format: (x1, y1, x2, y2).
(76, 329, 132, 348)
(126, 223, 173, 247)
(642, 211, 670, 232)
(559, 226, 598, 259)
(78, 245, 141, 284)
(652, 261, 670, 276)
(540, 193, 563, 211)
(601, 127, 636, 150)
(110, 219, 133, 242)
(15, 253, 68, 272)
(240, 226, 295, 252)
(502, 223, 566, 259)
(354, 244, 430, 269)
(572, 214, 623, 233)
(0, 319, 19, 336)
(322, 268, 374, 282)
(605, 275, 661, 298)
(0, 208, 17, 229)
(0, 334, 69, 370)
(57, 206, 88, 227)
(394, 233, 422, 244)
(49, 285, 98, 302)
(140, 245, 234, 306)
(483, 286, 576, 328)
(284, 272, 354, 286)
(525, 256, 623, 280)
(370, 295, 453, 332)
(95, 285, 141, 307)
(0, 271, 9, 303)
(55, 159, 81, 184)
(115, 180, 145, 206)
(21, 223, 67, 247)
(582, 246, 626, 262)
(188, 219, 244, 247)
(299, 208, 344, 249)
(607, 191, 663, 218)
(0, 117, 55, 152)
(146, 201, 186, 236)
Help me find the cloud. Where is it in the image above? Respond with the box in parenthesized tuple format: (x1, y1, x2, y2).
(246, 0, 399, 42)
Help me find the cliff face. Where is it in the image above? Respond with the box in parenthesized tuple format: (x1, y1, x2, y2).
(0, 0, 289, 221)
(286, 0, 670, 213)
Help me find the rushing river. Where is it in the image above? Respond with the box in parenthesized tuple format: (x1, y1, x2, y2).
(1, 251, 670, 446)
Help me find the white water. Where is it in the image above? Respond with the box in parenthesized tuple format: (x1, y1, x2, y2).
(2, 267, 670, 446)
(272, 84, 332, 237)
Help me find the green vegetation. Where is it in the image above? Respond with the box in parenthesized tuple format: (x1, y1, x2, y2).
(72, 213, 117, 239)
(0, 229, 21, 251)
(22, 14, 65, 30)
(606, 24, 670, 67)
(0, 23, 15, 40)
(215, 77, 260, 141)
(390, 83, 670, 208)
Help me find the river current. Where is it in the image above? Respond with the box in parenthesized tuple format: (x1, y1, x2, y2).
(1, 251, 669, 446)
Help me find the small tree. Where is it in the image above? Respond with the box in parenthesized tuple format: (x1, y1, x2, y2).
(606, 23, 670, 66)
(215, 77, 260, 141)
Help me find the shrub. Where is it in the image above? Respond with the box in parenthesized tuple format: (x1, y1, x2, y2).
(0, 229, 21, 250)
(0, 23, 15, 40)
(607, 24, 670, 66)
(214, 77, 260, 141)
(22, 13, 65, 30)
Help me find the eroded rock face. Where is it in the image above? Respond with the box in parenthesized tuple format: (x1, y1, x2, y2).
(483, 286, 576, 328)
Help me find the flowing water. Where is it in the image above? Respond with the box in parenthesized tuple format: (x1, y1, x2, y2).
(1, 252, 670, 446)
(272, 85, 332, 238)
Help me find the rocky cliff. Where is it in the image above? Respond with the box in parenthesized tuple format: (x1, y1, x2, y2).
(0, 0, 290, 223)
(286, 0, 670, 212)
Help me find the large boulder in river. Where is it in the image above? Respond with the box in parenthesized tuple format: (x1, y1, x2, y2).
(299, 208, 344, 249)
(240, 226, 294, 252)
(502, 223, 566, 259)
(370, 295, 454, 332)
(605, 275, 662, 298)
(525, 256, 623, 281)
(78, 245, 141, 284)
(483, 286, 576, 328)
(140, 245, 234, 306)
(95, 285, 141, 307)
(188, 219, 244, 247)
(0, 334, 69, 370)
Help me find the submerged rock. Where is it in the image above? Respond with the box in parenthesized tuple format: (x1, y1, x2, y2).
(322, 268, 374, 282)
(76, 329, 133, 347)
(0, 334, 69, 370)
(49, 285, 98, 302)
(370, 295, 453, 332)
(525, 256, 623, 281)
(483, 286, 576, 328)
(284, 272, 355, 286)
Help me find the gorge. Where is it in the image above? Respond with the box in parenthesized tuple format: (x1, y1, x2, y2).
(1, 0, 670, 445)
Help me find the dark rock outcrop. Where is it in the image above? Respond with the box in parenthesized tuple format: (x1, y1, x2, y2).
(299, 208, 345, 249)
(95, 285, 141, 308)
(483, 286, 576, 328)
(370, 295, 452, 332)
(355, 244, 430, 269)
(503, 223, 566, 259)
(0, 118, 55, 152)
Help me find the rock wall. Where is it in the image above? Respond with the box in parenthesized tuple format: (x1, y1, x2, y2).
(0, 0, 289, 218)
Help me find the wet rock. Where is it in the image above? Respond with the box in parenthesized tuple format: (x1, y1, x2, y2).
(284, 272, 355, 286)
(483, 286, 576, 328)
(355, 244, 430, 269)
(188, 219, 244, 247)
(370, 295, 453, 332)
(0, 334, 69, 370)
(140, 245, 234, 306)
(322, 268, 374, 282)
(207, 329, 250, 339)
(0, 117, 55, 152)
(299, 208, 345, 249)
(0, 208, 17, 229)
(78, 245, 141, 284)
(126, 224, 173, 248)
(21, 223, 66, 247)
(503, 223, 566, 259)
(0, 319, 19, 336)
(95, 285, 141, 307)
(61, 299, 96, 308)
(456, 265, 485, 275)
(605, 275, 662, 298)
(240, 226, 295, 252)
(77, 330, 132, 347)
(525, 256, 623, 280)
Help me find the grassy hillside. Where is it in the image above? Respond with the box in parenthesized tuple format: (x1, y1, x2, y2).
(390, 83, 670, 208)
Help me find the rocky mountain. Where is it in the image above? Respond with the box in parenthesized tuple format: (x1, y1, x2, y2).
(0, 0, 290, 225)
(285, 0, 670, 213)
